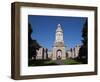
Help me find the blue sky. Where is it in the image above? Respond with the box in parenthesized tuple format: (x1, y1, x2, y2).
(28, 15, 87, 50)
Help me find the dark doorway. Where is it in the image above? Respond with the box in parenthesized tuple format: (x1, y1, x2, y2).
(56, 50, 62, 60)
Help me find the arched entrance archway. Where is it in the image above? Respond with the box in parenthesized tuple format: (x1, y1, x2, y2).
(56, 49, 62, 60)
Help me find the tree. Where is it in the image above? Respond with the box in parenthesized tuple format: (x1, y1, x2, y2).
(78, 19, 88, 64)
(46, 48, 48, 59)
(28, 23, 33, 59)
(28, 23, 41, 61)
(82, 19, 88, 47)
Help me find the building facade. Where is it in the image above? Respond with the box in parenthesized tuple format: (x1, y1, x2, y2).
(36, 24, 81, 60)
(52, 24, 66, 60)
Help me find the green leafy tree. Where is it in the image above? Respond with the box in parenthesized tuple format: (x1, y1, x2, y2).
(78, 19, 88, 64)
(28, 23, 41, 61)
(82, 19, 88, 47)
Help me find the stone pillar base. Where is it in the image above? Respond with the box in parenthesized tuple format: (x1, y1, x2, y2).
(62, 57, 66, 60)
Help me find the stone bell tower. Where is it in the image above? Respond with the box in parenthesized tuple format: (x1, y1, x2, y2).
(52, 24, 66, 60)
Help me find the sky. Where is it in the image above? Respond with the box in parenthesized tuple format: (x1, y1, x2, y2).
(28, 15, 87, 50)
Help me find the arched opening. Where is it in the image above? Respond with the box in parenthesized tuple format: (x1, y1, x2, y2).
(56, 49, 62, 60)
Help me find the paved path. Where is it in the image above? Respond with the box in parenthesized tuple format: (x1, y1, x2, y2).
(55, 60, 64, 65)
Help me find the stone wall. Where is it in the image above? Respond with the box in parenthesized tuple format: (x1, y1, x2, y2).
(36, 45, 80, 60)
(67, 45, 81, 59)
(36, 48, 48, 60)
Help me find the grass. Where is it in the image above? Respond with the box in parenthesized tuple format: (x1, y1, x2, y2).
(62, 59, 82, 65)
(28, 59, 82, 66)
(28, 59, 57, 66)
(44, 60, 57, 65)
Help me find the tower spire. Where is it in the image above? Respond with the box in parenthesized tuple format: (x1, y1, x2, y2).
(56, 24, 63, 32)
(52, 24, 66, 60)
(55, 24, 64, 43)
(58, 24, 61, 27)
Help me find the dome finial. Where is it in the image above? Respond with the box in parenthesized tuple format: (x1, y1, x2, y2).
(58, 24, 61, 27)
(56, 24, 62, 32)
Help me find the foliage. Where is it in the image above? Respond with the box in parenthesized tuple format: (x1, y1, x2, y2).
(82, 19, 88, 47)
(62, 59, 81, 64)
(28, 23, 41, 66)
(28, 59, 81, 66)
(77, 19, 88, 64)
(28, 60, 57, 66)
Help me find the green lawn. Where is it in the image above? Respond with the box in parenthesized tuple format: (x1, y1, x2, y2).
(28, 59, 57, 66)
(62, 59, 82, 65)
(28, 59, 82, 66)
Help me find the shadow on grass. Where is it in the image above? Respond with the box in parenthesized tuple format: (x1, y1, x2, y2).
(28, 59, 58, 66)
(62, 59, 82, 65)
(28, 59, 82, 66)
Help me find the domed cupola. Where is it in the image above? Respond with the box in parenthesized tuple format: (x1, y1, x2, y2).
(56, 24, 63, 32)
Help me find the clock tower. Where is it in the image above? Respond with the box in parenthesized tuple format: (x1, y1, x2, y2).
(52, 24, 66, 60)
